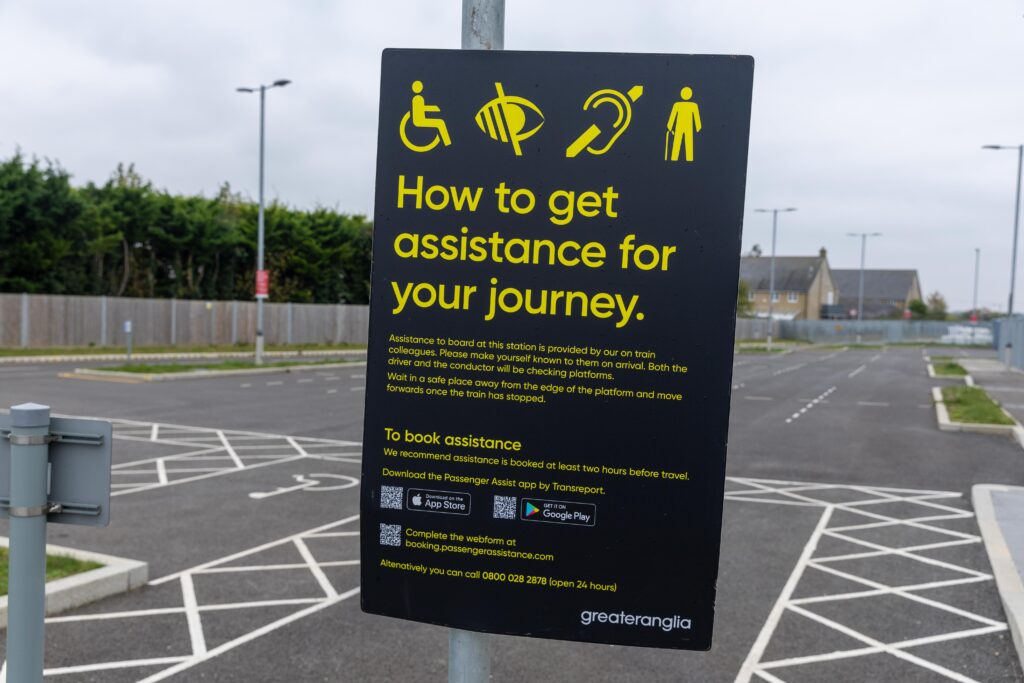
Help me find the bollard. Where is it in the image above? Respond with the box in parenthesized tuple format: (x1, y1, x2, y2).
(6, 403, 51, 683)
(124, 320, 133, 361)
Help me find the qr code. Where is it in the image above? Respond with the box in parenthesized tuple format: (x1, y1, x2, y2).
(493, 495, 517, 520)
(380, 523, 402, 547)
(380, 485, 404, 510)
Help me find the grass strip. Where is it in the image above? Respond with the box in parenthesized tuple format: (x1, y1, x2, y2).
(942, 386, 1015, 425)
(931, 356, 968, 376)
(0, 548, 102, 595)
(0, 342, 364, 358)
(103, 359, 350, 374)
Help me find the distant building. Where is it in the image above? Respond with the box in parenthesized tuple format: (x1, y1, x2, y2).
(832, 269, 922, 319)
(739, 248, 838, 320)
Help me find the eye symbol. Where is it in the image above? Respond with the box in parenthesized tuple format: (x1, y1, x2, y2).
(475, 82, 544, 156)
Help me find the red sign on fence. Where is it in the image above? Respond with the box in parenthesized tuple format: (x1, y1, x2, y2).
(255, 270, 269, 299)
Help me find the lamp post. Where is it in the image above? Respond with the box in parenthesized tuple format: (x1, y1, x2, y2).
(847, 232, 882, 343)
(982, 144, 1023, 366)
(973, 248, 980, 322)
(754, 207, 797, 351)
(237, 79, 291, 365)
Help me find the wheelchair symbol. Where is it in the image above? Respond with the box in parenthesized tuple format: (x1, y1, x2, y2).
(399, 80, 452, 153)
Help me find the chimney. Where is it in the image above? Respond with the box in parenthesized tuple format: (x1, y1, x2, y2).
(819, 247, 827, 259)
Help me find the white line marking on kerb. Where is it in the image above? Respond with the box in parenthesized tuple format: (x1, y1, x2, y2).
(848, 364, 866, 378)
(217, 430, 245, 469)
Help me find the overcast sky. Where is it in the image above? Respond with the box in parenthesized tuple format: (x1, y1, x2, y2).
(2, 1, 1022, 310)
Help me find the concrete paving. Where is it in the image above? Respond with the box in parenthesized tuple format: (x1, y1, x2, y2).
(0, 346, 1020, 681)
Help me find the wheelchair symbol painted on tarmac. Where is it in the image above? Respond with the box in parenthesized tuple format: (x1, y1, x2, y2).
(399, 80, 452, 153)
(249, 473, 360, 500)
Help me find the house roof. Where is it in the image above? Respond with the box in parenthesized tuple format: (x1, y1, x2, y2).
(739, 256, 824, 292)
(832, 269, 920, 301)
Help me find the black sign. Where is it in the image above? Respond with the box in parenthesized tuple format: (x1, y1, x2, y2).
(361, 48, 753, 650)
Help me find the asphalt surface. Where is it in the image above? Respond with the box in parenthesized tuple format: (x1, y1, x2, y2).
(0, 345, 1021, 682)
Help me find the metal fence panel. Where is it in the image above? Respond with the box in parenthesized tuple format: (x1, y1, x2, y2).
(0, 293, 369, 349)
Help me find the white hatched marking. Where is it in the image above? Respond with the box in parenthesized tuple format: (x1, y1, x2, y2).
(217, 430, 245, 469)
(180, 574, 207, 656)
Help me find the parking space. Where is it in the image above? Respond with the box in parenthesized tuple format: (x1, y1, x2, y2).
(0, 346, 1021, 681)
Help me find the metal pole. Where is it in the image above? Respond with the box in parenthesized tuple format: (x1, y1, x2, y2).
(170, 297, 177, 345)
(6, 403, 51, 683)
(255, 85, 267, 365)
(857, 234, 866, 343)
(449, 2, 502, 682)
(126, 322, 133, 361)
(1006, 147, 1023, 367)
(766, 210, 777, 351)
(973, 248, 980, 319)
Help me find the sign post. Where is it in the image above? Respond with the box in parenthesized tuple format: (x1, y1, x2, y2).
(361, 39, 753, 655)
(124, 319, 133, 361)
(0, 405, 113, 681)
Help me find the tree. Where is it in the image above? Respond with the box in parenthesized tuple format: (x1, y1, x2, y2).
(737, 279, 753, 317)
(926, 292, 948, 320)
(908, 299, 928, 319)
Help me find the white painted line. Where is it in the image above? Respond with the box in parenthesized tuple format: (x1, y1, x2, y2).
(217, 430, 245, 469)
(351, 374, 365, 379)
(287, 436, 309, 459)
(44, 657, 191, 676)
(327, 389, 338, 394)
(869, 354, 882, 362)
(266, 380, 283, 386)
(112, 454, 308, 498)
(150, 423, 159, 441)
(293, 538, 339, 598)
(197, 560, 360, 574)
(857, 401, 889, 407)
(240, 383, 252, 388)
(350, 386, 365, 392)
(736, 506, 833, 683)
(298, 378, 314, 384)
(784, 604, 992, 683)
(323, 376, 341, 381)
(150, 514, 360, 586)
(848, 364, 867, 378)
(156, 459, 168, 485)
(180, 574, 207, 656)
(136, 586, 361, 683)
(744, 396, 773, 401)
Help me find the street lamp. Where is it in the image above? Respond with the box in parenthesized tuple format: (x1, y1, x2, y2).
(237, 78, 292, 365)
(973, 248, 980, 322)
(754, 207, 797, 351)
(847, 232, 882, 343)
(981, 145, 1023, 325)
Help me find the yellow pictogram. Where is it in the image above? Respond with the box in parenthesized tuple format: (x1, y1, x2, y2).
(474, 83, 544, 156)
(665, 86, 702, 162)
(565, 85, 644, 158)
(400, 80, 452, 153)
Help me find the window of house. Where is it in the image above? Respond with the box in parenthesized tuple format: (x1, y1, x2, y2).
(787, 292, 799, 303)
(771, 292, 780, 303)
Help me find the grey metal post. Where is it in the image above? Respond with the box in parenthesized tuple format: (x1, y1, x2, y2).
(255, 85, 267, 365)
(847, 231, 881, 344)
(6, 403, 51, 683)
(232, 300, 239, 345)
(973, 248, 980, 319)
(170, 297, 177, 346)
(125, 320, 133, 361)
(857, 234, 866, 343)
(766, 212, 777, 351)
(449, 3, 502, 682)
(20, 292, 28, 348)
(101, 295, 108, 347)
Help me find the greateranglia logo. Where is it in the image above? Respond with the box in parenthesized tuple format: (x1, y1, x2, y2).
(580, 610, 692, 633)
